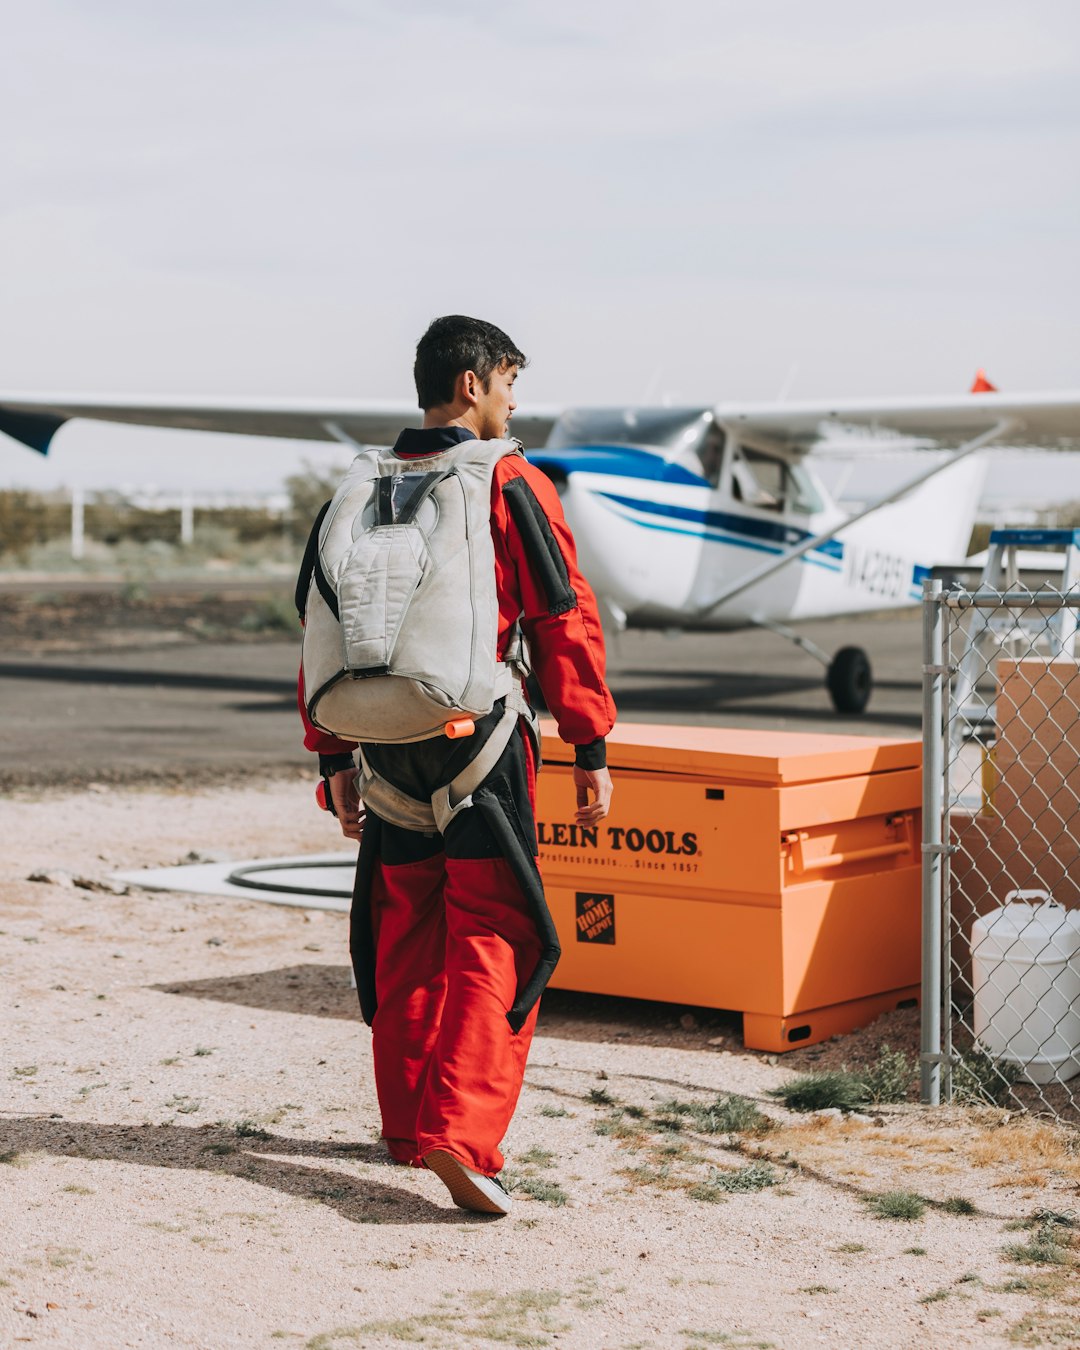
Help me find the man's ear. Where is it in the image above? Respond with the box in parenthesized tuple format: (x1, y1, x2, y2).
(457, 369, 481, 406)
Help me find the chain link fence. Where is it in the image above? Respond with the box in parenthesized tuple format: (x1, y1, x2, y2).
(921, 579, 1080, 1123)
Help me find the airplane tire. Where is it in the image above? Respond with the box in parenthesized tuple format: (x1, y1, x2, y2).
(827, 646, 872, 714)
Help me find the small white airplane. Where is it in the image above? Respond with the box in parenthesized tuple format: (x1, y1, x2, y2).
(3, 376, 1080, 712)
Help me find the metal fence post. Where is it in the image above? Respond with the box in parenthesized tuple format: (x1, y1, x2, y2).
(921, 578, 944, 1105)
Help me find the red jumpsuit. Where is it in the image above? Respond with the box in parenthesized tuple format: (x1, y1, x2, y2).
(298, 428, 615, 1175)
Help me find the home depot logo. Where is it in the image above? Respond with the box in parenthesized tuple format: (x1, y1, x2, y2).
(576, 892, 615, 944)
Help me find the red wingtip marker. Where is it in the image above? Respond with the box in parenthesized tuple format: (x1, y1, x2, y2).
(445, 718, 475, 739)
(970, 368, 998, 393)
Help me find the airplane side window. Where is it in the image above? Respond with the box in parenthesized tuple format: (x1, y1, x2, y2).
(733, 448, 783, 511)
(729, 447, 822, 515)
(786, 463, 825, 516)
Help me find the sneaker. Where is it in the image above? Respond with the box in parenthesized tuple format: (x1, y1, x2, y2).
(423, 1148, 513, 1216)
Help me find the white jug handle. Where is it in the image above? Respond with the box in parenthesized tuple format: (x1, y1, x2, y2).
(1004, 888, 1053, 905)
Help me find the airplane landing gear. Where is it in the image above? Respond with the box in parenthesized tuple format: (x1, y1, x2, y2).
(754, 619, 874, 715)
(826, 646, 873, 714)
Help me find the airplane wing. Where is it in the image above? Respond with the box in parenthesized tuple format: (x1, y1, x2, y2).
(716, 389, 1080, 453)
(4, 385, 1079, 457)
(0, 393, 561, 455)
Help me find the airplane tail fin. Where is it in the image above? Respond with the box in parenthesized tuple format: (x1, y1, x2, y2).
(971, 368, 998, 393)
(850, 454, 989, 565)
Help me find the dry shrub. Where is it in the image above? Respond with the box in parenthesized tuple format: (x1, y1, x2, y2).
(966, 1121, 1080, 1181)
(991, 1170, 1051, 1191)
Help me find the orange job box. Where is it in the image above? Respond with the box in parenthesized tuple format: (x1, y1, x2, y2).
(535, 720, 922, 1052)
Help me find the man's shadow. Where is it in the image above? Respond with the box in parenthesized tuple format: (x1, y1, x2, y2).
(0, 1116, 480, 1226)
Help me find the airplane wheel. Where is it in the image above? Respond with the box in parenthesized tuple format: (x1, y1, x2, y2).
(827, 646, 872, 714)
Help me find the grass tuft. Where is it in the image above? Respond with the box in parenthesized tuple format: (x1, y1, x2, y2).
(233, 1119, 272, 1140)
(516, 1147, 557, 1168)
(538, 1104, 569, 1118)
(940, 1196, 977, 1216)
(865, 1190, 926, 1221)
(657, 1095, 774, 1136)
(689, 1163, 778, 1200)
(860, 1044, 916, 1104)
(593, 1112, 643, 1141)
(952, 1049, 1021, 1106)
(771, 1045, 916, 1114)
(768, 1070, 868, 1114)
(1003, 1222, 1071, 1266)
(502, 1170, 569, 1208)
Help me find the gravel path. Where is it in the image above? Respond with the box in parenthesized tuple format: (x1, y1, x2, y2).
(2, 782, 1077, 1349)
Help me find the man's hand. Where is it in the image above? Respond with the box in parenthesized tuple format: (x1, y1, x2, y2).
(573, 765, 613, 825)
(328, 768, 366, 843)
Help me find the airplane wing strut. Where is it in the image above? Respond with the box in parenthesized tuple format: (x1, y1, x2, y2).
(694, 419, 1014, 617)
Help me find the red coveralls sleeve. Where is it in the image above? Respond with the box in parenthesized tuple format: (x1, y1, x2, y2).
(297, 658, 358, 756)
(491, 456, 616, 748)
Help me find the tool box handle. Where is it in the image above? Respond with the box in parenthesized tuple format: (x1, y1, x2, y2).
(783, 813, 914, 875)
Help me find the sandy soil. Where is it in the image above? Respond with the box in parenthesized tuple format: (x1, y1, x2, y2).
(2, 782, 1079, 1350)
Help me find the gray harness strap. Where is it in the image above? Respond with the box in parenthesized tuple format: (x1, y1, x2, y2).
(356, 661, 538, 836)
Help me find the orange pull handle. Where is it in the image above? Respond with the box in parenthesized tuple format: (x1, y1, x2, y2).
(445, 718, 475, 739)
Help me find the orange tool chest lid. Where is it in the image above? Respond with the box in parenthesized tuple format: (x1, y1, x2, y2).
(539, 719, 921, 786)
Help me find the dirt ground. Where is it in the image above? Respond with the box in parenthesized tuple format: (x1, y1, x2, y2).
(2, 782, 1079, 1350)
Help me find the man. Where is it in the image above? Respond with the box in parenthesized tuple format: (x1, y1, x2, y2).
(298, 315, 615, 1215)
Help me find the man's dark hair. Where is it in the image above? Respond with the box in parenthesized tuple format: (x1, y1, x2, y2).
(414, 315, 527, 410)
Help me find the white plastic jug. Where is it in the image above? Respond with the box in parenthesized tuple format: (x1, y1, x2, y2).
(970, 889, 1080, 1085)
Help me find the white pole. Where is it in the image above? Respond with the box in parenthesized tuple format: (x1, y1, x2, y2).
(180, 491, 194, 546)
(71, 486, 84, 561)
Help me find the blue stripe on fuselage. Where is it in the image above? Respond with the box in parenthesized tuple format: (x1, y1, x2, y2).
(528, 447, 709, 488)
(595, 490, 844, 565)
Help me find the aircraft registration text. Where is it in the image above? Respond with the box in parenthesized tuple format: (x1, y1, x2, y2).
(843, 545, 911, 600)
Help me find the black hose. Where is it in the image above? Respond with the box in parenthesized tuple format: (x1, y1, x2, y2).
(225, 858, 354, 900)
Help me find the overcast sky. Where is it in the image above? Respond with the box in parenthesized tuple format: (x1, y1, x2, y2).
(1, 0, 1078, 493)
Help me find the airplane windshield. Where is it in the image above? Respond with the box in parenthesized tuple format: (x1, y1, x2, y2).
(547, 407, 712, 456)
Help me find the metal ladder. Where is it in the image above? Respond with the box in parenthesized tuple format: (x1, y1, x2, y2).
(952, 528, 1080, 739)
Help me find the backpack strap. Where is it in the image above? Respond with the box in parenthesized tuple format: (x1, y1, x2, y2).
(294, 499, 332, 620)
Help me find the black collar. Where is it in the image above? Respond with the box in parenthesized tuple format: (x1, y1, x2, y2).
(393, 426, 477, 457)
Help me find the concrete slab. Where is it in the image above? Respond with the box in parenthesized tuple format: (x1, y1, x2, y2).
(114, 851, 355, 913)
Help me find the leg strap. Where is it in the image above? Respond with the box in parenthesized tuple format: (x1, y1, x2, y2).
(472, 791, 561, 1033)
(350, 813, 382, 1026)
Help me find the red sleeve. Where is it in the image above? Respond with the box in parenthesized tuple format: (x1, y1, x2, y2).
(491, 456, 616, 747)
(297, 653, 358, 756)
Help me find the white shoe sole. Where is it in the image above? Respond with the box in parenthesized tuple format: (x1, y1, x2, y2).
(424, 1149, 512, 1216)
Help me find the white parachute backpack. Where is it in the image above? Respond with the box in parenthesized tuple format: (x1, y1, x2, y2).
(299, 436, 535, 833)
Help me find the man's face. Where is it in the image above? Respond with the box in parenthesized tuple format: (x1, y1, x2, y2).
(473, 361, 518, 440)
